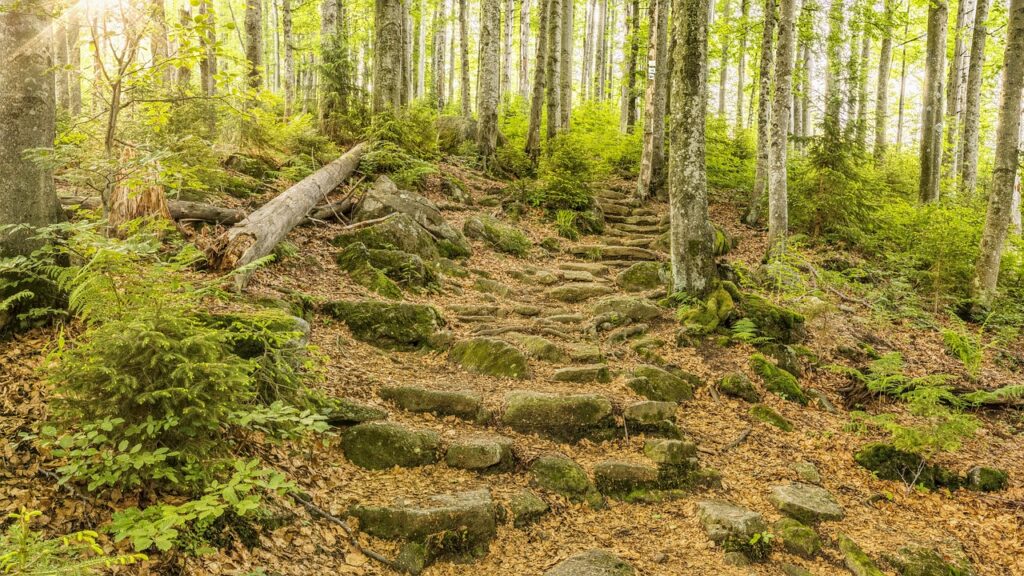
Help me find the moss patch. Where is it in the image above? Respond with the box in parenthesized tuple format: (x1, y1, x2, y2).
(463, 216, 531, 256)
(751, 354, 809, 405)
(750, 404, 793, 431)
(854, 443, 961, 490)
(450, 337, 530, 379)
(321, 300, 446, 350)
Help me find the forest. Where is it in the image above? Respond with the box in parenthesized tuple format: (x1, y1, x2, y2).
(1, 0, 1023, 573)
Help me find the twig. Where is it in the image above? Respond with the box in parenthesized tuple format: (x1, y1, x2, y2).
(721, 427, 752, 454)
(289, 492, 397, 569)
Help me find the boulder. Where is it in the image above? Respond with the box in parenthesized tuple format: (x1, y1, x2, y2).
(474, 277, 512, 297)
(591, 297, 663, 323)
(544, 550, 635, 576)
(354, 176, 471, 257)
(750, 404, 793, 432)
(324, 398, 389, 427)
(615, 262, 670, 292)
(965, 466, 1008, 492)
(547, 283, 616, 303)
(567, 343, 604, 363)
(336, 242, 436, 289)
(837, 534, 885, 576)
(503, 332, 567, 362)
(342, 422, 441, 469)
(445, 435, 515, 472)
(378, 386, 489, 422)
(464, 215, 531, 256)
(853, 443, 961, 490)
(530, 454, 599, 504)
(792, 461, 822, 484)
(628, 365, 699, 402)
(624, 401, 681, 438)
(718, 373, 761, 403)
(551, 364, 612, 384)
(734, 288, 806, 344)
(322, 300, 446, 350)
(332, 213, 441, 260)
(593, 460, 661, 500)
(773, 518, 822, 558)
(644, 439, 697, 466)
(507, 489, 549, 527)
(769, 482, 845, 523)
(696, 500, 770, 562)
(502, 391, 617, 442)
(751, 354, 809, 405)
(450, 337, 530, 379)
(887, 545, 975, 576)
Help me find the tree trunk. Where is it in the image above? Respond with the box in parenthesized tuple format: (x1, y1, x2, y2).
(718, 0, 731, 117)
(559, 0, 574, 127)
(460, 0, 470, 117)
(419, 0, 428, 97)
(178, 3, 193, 90)
(746, 0, 775, 226)
(823, 0, 844, 139)
(945, 0, 975, 176)
(972, 0, 1024, 309)
(582, 0, 593, 99)
(478, 0, 502, 163)
(55, 22, 69, 111)
(0, 1, 64, 256)
(60, 196, 245, 225)
(768, 0, 796, 256)
(503, 0, 513, 98)
(433, 0, 448, 109)
(896, 8, 908, 150)
(855, 16, 870, 148)
(959, 0, 992, 196)
(637, 0, 669, 200)
(621, 0, 639, 132)
(151, 0, 172, 86)
(736, 0, 749, 128)
(403, 0, 414, 105)
(211, 143, 367, 278)
(874, 0, 894, 161)
(448, 0, 456, 102)
(545, 0, 562, 138)
(67, 12, 81, 114)
(374, 0, 405, 113)
(919, 1, 947, 203)
(282, 0, 295, 114)
(800, 41, 809, 138)
(594, 0, 607, 99)
(520, 0, 532, 99)
(526, 0, 550, 161)
(245, 0, 264, 89)
(668, 0, 716, 295)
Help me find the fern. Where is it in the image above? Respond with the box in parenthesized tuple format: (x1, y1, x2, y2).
(0, 509, 146, 575)
(941, 326, 984, 380)
(730, 318, 773, 345)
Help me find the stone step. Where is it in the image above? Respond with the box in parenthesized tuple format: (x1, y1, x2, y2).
(445, 435, 516, 472)
(604, 227, 655, 240)
(545, 282, 617, 303)
(501, 391, 618, 442)
(596, 202, 630, 217)
(551, 364, 612, 383)
(611, 222, 668, 234)
(603, 237, 655, 248)
(593, 189, 631, 201)
(557, 262, 611, 276)
(545, 550, 635, 576)
(341, 421, 441, 469)
(632, 207, 660, 217)
(605, 213, 664, 226)
(568, 245, 665, 262)
(378, 386, 490, 423)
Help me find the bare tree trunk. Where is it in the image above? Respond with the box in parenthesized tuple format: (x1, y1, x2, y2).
(792, 0, 804, 146)
(959, 0, 992, 196)
(151, 0, 171, 86)
(595, 0, 607, 99)
(560, 0, 574, 127)
(768, 0, 796, 256)
(403, 0, 414, 104)
(374, 0, 405, 113)
(448, 1, 456, 102)
(433, 0, 448, 109)
(874, 0, 894, 161)
(503, 0, 513, 98)
(973, 0, 1024, 309)
(68, 12, 82, 114)
(824, 0, 844, 138)
(178, 3, 193, 89)
(669, 0, 716, 294)
(621, 0, 639, 132)
(637, 0, 669, 200)
(526, 0, 550, 161)
(718, 0, 731, 117)
(0, 0, 63, 256)
(460, 0, 470, 117)
(895, 7, 908, 150)
(245, 0, 264, 89)
(919, 1, 947, 203)
(855, 16, 870, 148)
(736, 0, 749, 128)
(478, 0, 502, 163)
(800, 42, 810, 139)
(582, 0, 593, 99)
(945, 0, 975, 176)
(55, 22, 69, 111)
(519, 0, 532, 99)
(746, 0, 775, 226)
(419, 0, 428, 97)
(545, 0, 562, 138)
(282, 0, 294, 114)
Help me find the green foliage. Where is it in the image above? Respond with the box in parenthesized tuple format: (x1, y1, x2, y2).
(362, 106, 440, 189)
(0, 509, 146, 575)
(531, 133, 598, 211)
(940, 325, 984, 380)
(555, 210, 581, 240)
(705, 117, 755, 191)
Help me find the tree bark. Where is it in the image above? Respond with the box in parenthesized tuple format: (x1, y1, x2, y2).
(718, 0, 731, 117)
(0, 0, 64, 256)
(526, 0, 550, 161)
(895, 7, 909, 150)
(478, 0, 502, 163)
(60, 196, 246, 225)
(919, 1, 947, 203)
(874, 0, 894, 161)
(560, 0, 574, 127)
(55, 21, 69, 111)
(211, 143, 367, 277)
(768, 0, 796, 256)
(637, 0, 670, 200)
(668, 0, 717, 295)
(433, 0, 448, 109)
(151, 0, 172, 86)
(582, 0, 593, 99)
(282, 0, 295, 114)
(855, 14, 870, 148)
(419, 0, 428, 97)
(503, 0, 514, 98)
(959, 0, 992, 196)
(973, 0, 1024, 309)
(374, 0, 404, 113)
(402, 0, 414, 105)
(460, 0, 470, 117)
(736, 0, 749, 128)
(945, 0, 975, 176)
(823, 0, 844, 139)
(67, 11, 81, 114)
(800, 40, 809, 139)
(520, 0, 532, 99)
(545, 0, 562, 138)
(621, 0, 639, 132)
(245, 0, 264, 89)
(746, 0, 775, 226)
(594, 0, 607, 99)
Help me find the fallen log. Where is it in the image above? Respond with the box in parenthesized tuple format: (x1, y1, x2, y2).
(209, 142, 367, 274)
(60, 196, 245, 225)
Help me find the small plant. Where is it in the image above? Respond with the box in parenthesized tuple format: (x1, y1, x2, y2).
(941, 323, 991, 380)
(0, 509, 146, 575)
(554, 209, 580, 240)
(730, 318, 773, 345)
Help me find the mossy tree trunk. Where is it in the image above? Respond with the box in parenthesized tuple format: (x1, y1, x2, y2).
(545, 0, 562, 139)
(636, 0, 670, 200)
(972, 0, 1024, 309)
(526, 0, 551, 162)
(918, 0, 947, 203)
(874, 0, 894, 162)
(477, 0, 502, 164)
(520, 0, 532, 99)
(245, 0, 264, 89)
(559, 0, 574, 128)
(745, 0, 774, 226)
(668, 0, 717, 295)
(374, 0, 405, 113)
(460, 0, 470, 117)
(959, 0, 992, 196)
(433, 0, 448, 110)
(768, 0, 796, 257)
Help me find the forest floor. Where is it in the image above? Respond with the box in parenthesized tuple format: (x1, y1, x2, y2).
(2, 159, 1023, 576)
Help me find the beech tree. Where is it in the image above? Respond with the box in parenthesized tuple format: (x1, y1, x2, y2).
(959, 0, 992, 196)
(526, 0, 550, 161)
(874, 0, 895, 161)
(636, 0, 670, 200)
(768, 0, 796, 256)
(745, 0, 775, 226)
(919, 0, 947, 203)
(478, 0, 501, 163)
(374, 0, 405, 113)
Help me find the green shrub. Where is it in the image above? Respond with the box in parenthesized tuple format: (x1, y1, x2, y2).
(706, 117, 755, 191)
(361, 106, 440, 189)
(530, 133, 597, 211)
(555, 209, 581, 240)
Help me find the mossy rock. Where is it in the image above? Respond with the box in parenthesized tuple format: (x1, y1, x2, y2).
(473, 277, 512, 297)
(624, 401, 681, 438)
(678, 284, 735, 336)
(337, 242, 437, 288)
(444, 436, 515, 472)
(750, 404, 793, 431)
(751, 354, 809, 405)
(718, 373, 761, 403)
(501, 391, 616, 442)
(854, 443, 961, 490)
(887, 545, 975, 576)
(323, 397, 389, 427)
(547, 282, 616, 303)
(450, 337, 530, 379)
(503, 332, 567, 363)
(592, 460, 662, 501)
(341, 422, 441, 469)
(713, 226, 737, 256)
(629, 365, 700, 402)
(321, 300, 446, 350)
(347, 261, 404, 299)
(773, 518, 821, 558)
(463, 215, 531, 256)
(378, 386, 489, 422)
(728, 283, 806, 344)
(530, 454, 601, 506)
(616, 262, 670, 292)
(769, 482, 844, 524)
(838, 534, 885, 576)
(965, 466, 1008, 492)
(332, 213, 441, 260)
(696, 501, 770, 563)
(545, 550, 635, 576)
(591, 296, 663, 323)
(507, 489, 549, 527)
(551, 364, 612, 384)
